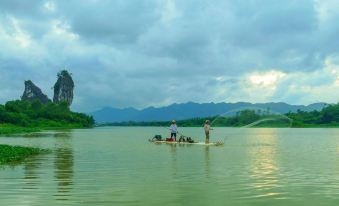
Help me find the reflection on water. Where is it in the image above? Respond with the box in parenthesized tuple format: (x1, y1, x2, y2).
(23, 156, 42, 190)
(248, 129, 281, 199)
(204, 146, 210, 177)
(169, 144, 177, 177)
(53, 132, 74, 201)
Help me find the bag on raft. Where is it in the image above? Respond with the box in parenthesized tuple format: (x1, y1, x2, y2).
(152, 135, 162, 141)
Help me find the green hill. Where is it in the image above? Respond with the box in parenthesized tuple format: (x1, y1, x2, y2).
(0, 100, 95, 134)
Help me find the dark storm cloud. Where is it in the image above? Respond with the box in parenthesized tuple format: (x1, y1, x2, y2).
(57, 0, 160, 45)
(0, 0, 339, 111)
(0, 0, 44, 14)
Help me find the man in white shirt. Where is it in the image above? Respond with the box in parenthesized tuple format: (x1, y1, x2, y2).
(170, 120, 178, 141)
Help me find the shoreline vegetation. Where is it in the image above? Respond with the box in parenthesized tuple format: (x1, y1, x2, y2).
(0, 144, 50, 165)
(0, 100, 95, 135)
(0, 124, 40, 135)
(99, 103, 339, 128)
(0, 99, 94, 165)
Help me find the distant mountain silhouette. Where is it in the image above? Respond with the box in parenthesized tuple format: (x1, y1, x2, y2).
(90, 102, 327, 123)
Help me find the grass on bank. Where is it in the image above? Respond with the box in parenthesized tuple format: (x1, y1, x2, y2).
(0, 123, 91, 136)
(0, 144, 49, 164)
(0, 124, 40, 135)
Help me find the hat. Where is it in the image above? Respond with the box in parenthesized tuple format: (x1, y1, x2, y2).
(172, 120, 176, 123)
(205, 120, 210, 124)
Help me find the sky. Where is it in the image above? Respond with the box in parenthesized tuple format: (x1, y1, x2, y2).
(0, 0, 339, 112)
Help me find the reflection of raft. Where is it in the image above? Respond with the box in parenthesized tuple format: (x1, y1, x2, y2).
(151, 140, 224, 146)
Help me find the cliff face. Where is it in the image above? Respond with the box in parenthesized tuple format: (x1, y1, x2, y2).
(53, 70, 74, 105)
(21, 80, 50, 103)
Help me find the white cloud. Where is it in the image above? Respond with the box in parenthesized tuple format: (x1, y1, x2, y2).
(43, 1, 56, 12)
(50, 19, 79, 41)
(248, 71, 286, 88)
(9, 17, 32, 48)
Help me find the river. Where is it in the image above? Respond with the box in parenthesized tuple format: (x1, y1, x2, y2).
(1, 127, 339, 205)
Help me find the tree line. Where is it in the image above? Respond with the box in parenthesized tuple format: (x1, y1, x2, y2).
(0, 100, 95, 128)
(102, 103, 339, 128)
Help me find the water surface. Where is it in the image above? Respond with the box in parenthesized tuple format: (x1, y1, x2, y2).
(1, 127, 339, 205)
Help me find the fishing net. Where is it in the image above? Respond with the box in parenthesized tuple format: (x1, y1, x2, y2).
(210, 106, 293, 128)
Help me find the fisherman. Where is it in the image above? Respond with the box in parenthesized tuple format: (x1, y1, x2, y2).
(204, 120, 212, 144)
(169, 120, 178, 141)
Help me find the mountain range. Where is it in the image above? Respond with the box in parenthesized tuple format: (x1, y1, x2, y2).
(90, 102, 327, 123)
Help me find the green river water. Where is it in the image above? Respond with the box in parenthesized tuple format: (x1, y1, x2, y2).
(1, 127, 339, 206)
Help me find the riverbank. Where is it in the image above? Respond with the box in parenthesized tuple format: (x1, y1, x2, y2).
(0, 144, 49, 165)
(0, 123, 92, 136)
(0, 124, 40, 135)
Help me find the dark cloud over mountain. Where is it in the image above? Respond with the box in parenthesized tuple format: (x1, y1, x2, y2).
(0, 0, 339, 112)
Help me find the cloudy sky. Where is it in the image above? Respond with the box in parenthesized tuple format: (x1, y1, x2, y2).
(0, 0, 339, 112)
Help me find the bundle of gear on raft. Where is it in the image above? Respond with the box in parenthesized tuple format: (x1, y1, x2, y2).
(150, 134, 195, 143)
